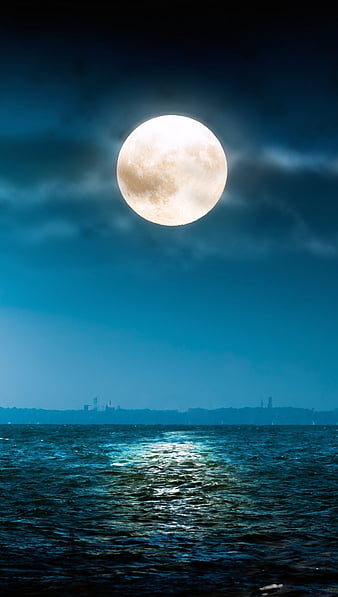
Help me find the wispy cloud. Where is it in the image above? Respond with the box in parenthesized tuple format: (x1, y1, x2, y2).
(0, 133, 337, 264)
(262, 147, 338, 174)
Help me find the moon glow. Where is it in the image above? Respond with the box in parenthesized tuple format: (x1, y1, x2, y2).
(116, 115, 227, 226)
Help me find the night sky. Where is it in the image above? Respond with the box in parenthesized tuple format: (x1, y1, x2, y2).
(1, 3, 338, 411)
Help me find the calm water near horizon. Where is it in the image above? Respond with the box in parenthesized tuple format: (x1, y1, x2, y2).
(0, 425, 337, 596)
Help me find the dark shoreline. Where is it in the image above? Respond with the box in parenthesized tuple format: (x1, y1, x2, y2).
(1, 405, 337, 425)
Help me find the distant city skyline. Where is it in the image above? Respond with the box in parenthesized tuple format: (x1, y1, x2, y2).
(1, 402, 337, 426)
(84, 395, 279, 412)
(1, 7, 338, 412)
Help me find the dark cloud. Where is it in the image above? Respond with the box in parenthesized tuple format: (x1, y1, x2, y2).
(0, 134, 337, 263)
(0, 136, 109, 187)
(0, 11, 337, 265)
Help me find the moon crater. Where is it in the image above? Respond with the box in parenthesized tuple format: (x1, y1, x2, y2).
(117, 154, 179, 204)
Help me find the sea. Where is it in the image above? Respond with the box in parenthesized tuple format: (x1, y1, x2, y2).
(0, 425, 337, 596)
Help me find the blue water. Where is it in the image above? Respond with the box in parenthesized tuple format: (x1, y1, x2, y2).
(0, 425, 337, 596)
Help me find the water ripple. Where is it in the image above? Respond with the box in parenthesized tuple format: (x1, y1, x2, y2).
(0, 425, 337, 595)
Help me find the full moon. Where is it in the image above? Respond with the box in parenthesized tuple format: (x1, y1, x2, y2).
(116, 115, 227, 226)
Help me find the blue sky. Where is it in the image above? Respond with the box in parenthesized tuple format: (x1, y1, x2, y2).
(1, 5, 338, 410)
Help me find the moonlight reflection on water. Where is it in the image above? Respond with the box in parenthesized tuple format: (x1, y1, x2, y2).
(0, 425, 337, 596)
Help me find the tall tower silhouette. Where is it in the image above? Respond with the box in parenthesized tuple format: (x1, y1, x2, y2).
(268, 396, 273, 409)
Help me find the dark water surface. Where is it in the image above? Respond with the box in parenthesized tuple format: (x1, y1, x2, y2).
(0, 425, 337, 596)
